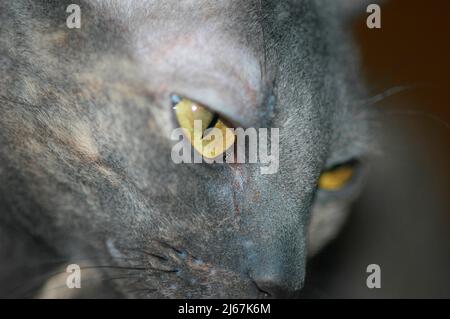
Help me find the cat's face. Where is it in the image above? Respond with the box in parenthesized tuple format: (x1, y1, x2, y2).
(0, 0, 374, 298)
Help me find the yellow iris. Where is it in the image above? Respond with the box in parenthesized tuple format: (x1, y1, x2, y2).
(173, 97, 235, 159)
(318, 165, 355, 191)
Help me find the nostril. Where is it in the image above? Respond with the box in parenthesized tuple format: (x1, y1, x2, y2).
(252, 278, 285, 298)
(252, 279, 272, 298)
(250, 275, 303, 298)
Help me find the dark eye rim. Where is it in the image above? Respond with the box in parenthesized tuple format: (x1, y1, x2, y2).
(322, 158, 360, 173)
(170, 93, 236, 129)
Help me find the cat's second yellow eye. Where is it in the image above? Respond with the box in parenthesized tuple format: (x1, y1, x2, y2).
(172, 95, 235, 159)
(318, 164, 355, 191)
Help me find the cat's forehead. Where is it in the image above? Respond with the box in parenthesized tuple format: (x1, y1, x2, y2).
(88, 0, 265, 24)
(83, 0, 293, 125)
(86, 0, 300, 40)
(86, 0, 276, 46)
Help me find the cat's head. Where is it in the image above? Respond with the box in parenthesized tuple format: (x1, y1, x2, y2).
(0, 0, 376, 298)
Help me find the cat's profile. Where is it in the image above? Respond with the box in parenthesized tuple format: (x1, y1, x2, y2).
(0, 0, 377, 298)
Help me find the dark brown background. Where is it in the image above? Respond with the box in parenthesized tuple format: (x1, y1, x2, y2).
(302, 0, 450, 298)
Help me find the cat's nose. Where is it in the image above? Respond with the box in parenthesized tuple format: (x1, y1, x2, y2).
(249, 271, 304, 298)
(251, 276, 302, 298)
(232, 166, 310, 298)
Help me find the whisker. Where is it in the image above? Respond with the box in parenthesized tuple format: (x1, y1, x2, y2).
(1, 262, 153, 298)
(154, 239, 184, 255)
(356, 84, 431, 108)
(25, 275, 143, 298)
(381, 109, 450, 129)
(116, 246, 169, 262)
(0, 94, 42, 109)
(80, 265, 147, 271)
(136, 250, 169, 262)
(4, 262, 175, 298)
(364, 107, 450, 130)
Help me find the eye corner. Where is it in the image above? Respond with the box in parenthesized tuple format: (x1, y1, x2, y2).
(170, 93, 182, 108)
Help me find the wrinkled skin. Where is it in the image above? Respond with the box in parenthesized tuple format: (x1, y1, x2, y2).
(0, 0, 375, 298)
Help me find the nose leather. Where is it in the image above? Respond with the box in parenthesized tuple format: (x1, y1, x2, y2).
(250, 272, 304, 298)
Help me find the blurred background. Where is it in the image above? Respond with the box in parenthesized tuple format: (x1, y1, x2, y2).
(303, 0, 450, 298)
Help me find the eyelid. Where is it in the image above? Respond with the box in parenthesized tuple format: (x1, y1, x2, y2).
(322, 150, 368, 171)
(170, 94, 237, 128)
(323, 159, 360, 172)
(167, 81, 261, 129)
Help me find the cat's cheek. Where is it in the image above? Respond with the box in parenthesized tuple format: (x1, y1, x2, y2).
(307, 201, 352, 256)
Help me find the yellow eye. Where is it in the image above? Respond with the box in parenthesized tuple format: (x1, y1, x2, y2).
(318, 163, 355, 191)
(172, 96, 235, 159)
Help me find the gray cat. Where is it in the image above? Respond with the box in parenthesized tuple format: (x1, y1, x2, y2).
(0, 0, 377, 298)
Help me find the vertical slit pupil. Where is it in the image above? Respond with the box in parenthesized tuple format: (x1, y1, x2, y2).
(206, 113, 219, 131)
(202, 113, 219, 138)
